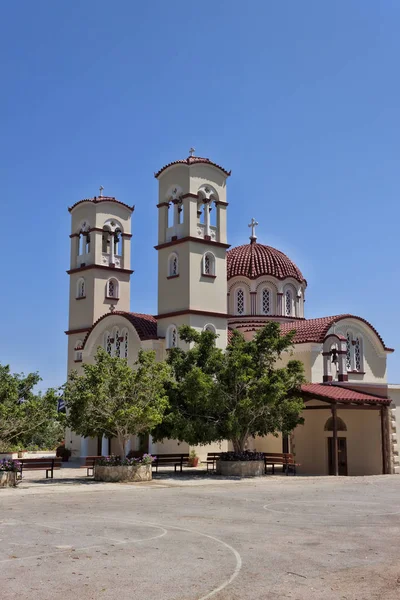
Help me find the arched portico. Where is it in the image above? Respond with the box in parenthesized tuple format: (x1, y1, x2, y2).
(292, 384, 391, 476)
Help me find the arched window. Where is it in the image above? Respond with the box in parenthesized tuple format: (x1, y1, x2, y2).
(324, 416, 347, 431)
(285, 290, 292, 316)
(202, 252, 216, 276)
(123, 330, 128, 359)
(107, 279, 119, 299)
(346, 332, 352, 370)
(102, 226, 111, 253)
(354, 336, 362, 371)
(166, 325, 178, 349)
(204, 323, 216, 333)
(261, 288, 271, 315)
(115, 329, 121, 358)
(76, 278, 85, 299)
(74, 341, 83, 362)
(168, 253, 179, 277)
(105, 332, 112, 356)
(114, 229, 122, 256)
(236, 288, 245, 315)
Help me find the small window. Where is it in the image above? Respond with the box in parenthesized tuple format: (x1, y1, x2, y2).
(123, 331, 128, 358)
(74, 341, 83, 362)
(114, 229, 122, 256)
(236, 288, 245, 315)
(168, 253, 179, 277)
(285, 290, 292, 316)
(102, 227, 111, 253)
(204, 323, 216, 333)
(202, 252, 215, 276)
(76, 278, 85, 299)
(115, 329, 121, 358)
(354, 337, 361, 371)
(107, 278, 119, 299)
(167, 325, 178, 349)
(261, 288, 270, 315)
(105, 332, 112, 356)
(346, 332, 352, 370)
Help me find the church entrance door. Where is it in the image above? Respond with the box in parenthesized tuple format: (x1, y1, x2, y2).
(328, 437, 348, 476)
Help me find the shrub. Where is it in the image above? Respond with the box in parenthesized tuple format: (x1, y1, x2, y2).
(56, 445, 72, 459)
(219, 451, 265, 462)
(0, 458, 21, 472)
(97, 454, 156, 467)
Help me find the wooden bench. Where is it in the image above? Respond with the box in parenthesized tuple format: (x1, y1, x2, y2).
(264, 452, 299, 475)
(206, 452, 222, 471)
(153, 454, 189, 473)
(80, 456, 104, 477)
(19, 458, 62, 479)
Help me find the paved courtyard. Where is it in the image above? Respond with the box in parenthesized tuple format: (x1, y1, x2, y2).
(1, 470, 400, 599)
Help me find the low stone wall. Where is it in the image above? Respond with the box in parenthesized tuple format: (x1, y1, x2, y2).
(94, 464, 152, 482)
(0, 472, 18, 487)
(216, 460, 264, 478)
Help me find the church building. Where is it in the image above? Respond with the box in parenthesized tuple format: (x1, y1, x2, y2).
(65, 153, 399, 476)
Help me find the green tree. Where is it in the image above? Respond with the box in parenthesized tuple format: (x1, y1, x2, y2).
(64, 347, 172, 456)
(0, 364, 64, 451)
(153, 322, 305, 452)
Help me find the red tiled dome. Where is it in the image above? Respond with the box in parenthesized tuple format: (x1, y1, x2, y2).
(227, 241, 305, 282)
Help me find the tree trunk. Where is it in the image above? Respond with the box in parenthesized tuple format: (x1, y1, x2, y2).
(117, 434, 126, 458)
(232, 438, 247, 453)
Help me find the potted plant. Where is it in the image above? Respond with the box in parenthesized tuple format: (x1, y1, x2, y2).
(0, 458, 21, 487)
(188, 449, 199, 468)
(56, 444, 72, 462)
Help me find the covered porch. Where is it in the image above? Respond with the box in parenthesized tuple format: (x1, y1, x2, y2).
(292, 383, 391, 476)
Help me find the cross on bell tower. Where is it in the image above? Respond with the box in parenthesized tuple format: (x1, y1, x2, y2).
(248, 217, 259, 242)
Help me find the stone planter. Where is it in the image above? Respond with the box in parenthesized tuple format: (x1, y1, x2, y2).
(216, 460, 264, 478)
(0, 472, 18, 487)
(94, 464, 152, 483)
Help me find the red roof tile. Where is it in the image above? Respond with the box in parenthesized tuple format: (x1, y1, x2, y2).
(301, 383, 390, 405)
(68, 196, 135, 213)
(155, 156, 231, 178)
(228, 314, 393, 352)
(227, 242, 305, 282)
(82, 311, 158, 348)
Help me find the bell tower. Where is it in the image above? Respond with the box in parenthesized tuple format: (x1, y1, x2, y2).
(155, 152, 231, 349)
(66, 191, 134, 371)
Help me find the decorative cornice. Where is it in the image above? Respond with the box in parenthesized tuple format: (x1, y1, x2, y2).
(69, 228, 132, 238)
(156, 309, 228, 320)
(65, 327, 91, 335)
(154, 156, 231, 179)
(68, 196, 135, 213)
(155, 236, 230, 251)
(67, 265, 134, 275)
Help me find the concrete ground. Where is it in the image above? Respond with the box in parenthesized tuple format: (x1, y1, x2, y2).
(1, 466, 400, 600)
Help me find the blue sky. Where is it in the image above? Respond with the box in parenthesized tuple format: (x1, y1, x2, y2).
(1, 1, 399, 388)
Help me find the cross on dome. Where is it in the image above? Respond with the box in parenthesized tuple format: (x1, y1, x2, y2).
(189, 147, 195, 157)
(248, 217, 259, 242)
(99, 185, 104, 197)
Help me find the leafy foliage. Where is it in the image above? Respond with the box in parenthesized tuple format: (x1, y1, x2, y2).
(97, 454, 156, 466)
(219, 451, 265, 462)
(64, 347, 172, 456)
(0, 364, 64, 452)
(153, 322, 305, 452)
(0, 458, 21, 472)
